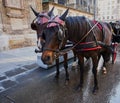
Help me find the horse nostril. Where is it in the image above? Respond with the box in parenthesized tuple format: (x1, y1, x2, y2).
(45, 55, 51, 61)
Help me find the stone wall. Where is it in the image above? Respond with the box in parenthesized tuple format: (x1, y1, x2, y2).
(0, 0, 42, 51)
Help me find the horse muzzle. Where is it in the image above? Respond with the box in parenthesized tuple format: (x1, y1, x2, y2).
(41, 51, 55, 65)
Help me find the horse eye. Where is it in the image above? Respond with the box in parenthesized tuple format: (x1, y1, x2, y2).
(42, 32, 46, 40)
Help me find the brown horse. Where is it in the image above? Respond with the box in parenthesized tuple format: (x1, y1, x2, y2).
(30, 6, 76, 83)
(40, 9, 113, 93)
(30, 6, 54, 50)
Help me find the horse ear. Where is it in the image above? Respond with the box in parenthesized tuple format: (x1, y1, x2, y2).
(31, 23, 37, 30)
(60, 8, 69, 21)
(30, 5, 39, 17)
(48, 7, 54, 18)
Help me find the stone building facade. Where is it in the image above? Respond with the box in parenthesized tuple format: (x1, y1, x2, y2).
(0, 0, 42, 51)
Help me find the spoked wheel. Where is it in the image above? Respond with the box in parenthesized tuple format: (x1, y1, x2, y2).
(112, 43, 118, 64)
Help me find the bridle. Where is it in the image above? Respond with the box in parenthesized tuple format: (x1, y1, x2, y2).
(42, 20, 67, 54)
(30, 6, 56, 53)
(32, 14, 50, 24)
(32, 13, 50, 52)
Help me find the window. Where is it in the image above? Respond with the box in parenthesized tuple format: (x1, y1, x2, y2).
(117, 0, 120, 3)
(112, 1, 115, 4)
(111, 16, 114, 19)
(58, 0, 65, 5)
(3, 0, 23, 9)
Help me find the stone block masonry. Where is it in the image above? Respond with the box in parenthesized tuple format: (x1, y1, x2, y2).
(0, 0, 42, 51)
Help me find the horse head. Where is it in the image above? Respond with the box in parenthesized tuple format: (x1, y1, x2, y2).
(41, 9, 69, 65)
(30, 6, 54, 49)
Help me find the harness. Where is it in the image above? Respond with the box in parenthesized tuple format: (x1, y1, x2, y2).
(73, 19, 103, 52)
(74, 41, 101, 52)
(93, 20, 105, 41)
(51, 20, 102, 55)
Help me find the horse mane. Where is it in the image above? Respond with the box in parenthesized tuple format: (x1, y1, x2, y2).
(103, 22, 112, 32)
(65, 16, 87, 33)
(65, 16, 94, 42)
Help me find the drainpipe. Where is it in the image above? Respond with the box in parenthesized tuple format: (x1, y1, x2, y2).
(94, 0, 96, 20)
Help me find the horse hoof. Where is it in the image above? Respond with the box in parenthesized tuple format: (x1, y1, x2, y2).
(103, 70, 107, 74)
(65, 80, 69, 85)
(92, 86, 99, 94)
(72, 62, 77, 67)
(102, 67, 107, 74)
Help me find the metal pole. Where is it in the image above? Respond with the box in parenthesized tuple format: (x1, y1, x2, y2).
(94, 0, 96, 20)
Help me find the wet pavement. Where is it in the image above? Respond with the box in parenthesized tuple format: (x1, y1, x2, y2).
(0, 46, 39, 93)
(0, 45, 120, 103)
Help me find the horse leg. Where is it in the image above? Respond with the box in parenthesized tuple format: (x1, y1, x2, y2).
(75, 55, 84, 91)
(102, 58, 107, 74)
(96, 53, 101, 73)
(101, 50, 111, 74)
(55, 58, 60, 79)
(91, 56, 99, 93)
(63, 53, 69, 84)
(72, 49, 77, 67)
(73, 49, 77, 62)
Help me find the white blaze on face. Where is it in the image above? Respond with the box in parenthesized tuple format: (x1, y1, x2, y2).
(37, 38, 42, 49)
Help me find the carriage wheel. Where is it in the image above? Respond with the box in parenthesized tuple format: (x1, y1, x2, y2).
(112, 43, 118, 64)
